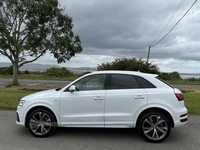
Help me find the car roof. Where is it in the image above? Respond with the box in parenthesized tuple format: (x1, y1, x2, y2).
(88, 70, 158, 77)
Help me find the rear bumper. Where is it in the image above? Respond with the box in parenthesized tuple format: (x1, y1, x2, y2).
(173, 108, 188, 127)
(180, 117, 188, 123)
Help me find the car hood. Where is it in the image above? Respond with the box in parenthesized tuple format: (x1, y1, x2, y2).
(22, 89, 59, 100)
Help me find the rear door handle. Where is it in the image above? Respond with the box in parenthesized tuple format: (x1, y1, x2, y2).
(94, 97, 103, 101)
(135, 95, 144, 99)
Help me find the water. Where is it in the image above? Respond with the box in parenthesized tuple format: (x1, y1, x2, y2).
(180, 74, 200, 79)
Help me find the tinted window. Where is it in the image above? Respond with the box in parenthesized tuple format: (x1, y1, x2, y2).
(74, 74, 106, 91)
(135, 76, 156, 88)
(109, 74, 140, 89)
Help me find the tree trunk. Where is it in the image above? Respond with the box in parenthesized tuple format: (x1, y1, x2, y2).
(12, 62, 19, 85)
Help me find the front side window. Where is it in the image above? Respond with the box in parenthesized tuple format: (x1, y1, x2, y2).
(109, 74, 140, 89)
(74, 74, 106, 91)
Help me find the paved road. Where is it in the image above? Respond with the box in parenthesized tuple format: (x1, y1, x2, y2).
(0, 78, 71, 88)
(0, 110, 199, 150)
(173, 84, 200, 89)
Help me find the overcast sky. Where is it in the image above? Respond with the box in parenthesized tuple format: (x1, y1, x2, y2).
(1, 0, 200, 73)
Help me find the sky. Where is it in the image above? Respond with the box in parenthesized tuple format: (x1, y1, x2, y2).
(1, 0, 200, 73)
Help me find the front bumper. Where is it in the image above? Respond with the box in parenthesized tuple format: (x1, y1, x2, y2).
(16, 106, 26, 127)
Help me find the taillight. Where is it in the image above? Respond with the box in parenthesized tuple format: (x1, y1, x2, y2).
(175, 93, 184, 101)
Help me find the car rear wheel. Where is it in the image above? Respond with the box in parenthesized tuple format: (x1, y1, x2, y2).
(138, 111, 171, 143)
(27, 109, 57, 137)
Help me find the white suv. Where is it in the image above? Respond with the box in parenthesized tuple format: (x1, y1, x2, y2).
(16, 71, 188, 143)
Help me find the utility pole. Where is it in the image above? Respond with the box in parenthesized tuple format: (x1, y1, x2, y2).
(147, 45, 151, 63)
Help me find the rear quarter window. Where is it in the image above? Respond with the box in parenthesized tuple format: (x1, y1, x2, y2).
(135, 76, 156, 88)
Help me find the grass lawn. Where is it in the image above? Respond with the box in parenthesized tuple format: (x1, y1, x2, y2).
(0, 89, 34, 110)
(0, 74, 79, 81)
(0, 87, 199, 115)
(184, 92, 200, 115)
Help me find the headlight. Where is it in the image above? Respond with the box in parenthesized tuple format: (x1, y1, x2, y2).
(19, 100, 26, 107)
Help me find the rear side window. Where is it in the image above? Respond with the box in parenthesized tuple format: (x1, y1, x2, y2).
(109, 74, 140, 89)
(135, 76, 156, 88)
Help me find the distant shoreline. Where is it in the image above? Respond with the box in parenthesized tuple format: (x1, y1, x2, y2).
(180, 74, 200, 79)
(1, 62, 200, 78)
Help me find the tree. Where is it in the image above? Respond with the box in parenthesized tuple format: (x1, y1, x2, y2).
(158, 72, 170, 80)
(159, 71, 182, 80)
(159, 71, 181, 80)
(169, 71, 181, 80)
(0, 0, 82, 85)
(24, 70, 30, 74)
(97, 57, 159, 74)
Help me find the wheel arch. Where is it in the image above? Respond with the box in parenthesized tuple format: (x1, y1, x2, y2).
(136, 107, 174, 128)
(25, 106, 58, 127)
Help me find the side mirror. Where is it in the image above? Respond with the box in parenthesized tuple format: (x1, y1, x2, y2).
(69, 85, 76, 92)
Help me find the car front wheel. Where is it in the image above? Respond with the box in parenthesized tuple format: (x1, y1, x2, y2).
(138, 112, 171, 143)
(27, 109, 57, 137)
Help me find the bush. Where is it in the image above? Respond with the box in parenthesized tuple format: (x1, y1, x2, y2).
(97, 57, 159, 74)
(24, 70, 30, 74)
(45, 67, 74, 77)
(0, 66, 13, 75)
(159, 71, 181, 80)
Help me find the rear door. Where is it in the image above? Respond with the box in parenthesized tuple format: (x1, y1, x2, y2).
(105, 74, 148, 127)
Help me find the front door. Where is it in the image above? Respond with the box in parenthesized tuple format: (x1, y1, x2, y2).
(59, 74, 107, 127)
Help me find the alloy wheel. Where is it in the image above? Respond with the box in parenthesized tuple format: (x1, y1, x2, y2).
(29, 111, 52, 136)
(142, 115, 168, 141)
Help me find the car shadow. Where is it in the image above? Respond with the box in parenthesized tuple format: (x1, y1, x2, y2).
(54, 127, 142, 140)
(15, 125, 186, 144)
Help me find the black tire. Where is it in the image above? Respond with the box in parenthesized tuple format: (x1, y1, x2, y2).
(138, 111, 171, 143)
(27, 109, 57, 137)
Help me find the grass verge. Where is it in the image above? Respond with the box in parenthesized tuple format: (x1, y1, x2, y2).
(184, 92, 200, 115)
(0, 74, 79, 81)
(0, 89, 34, 110)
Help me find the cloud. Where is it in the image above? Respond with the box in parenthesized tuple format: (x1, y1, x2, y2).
(34, 53, 116, 68)
(1, 0, 200, 73)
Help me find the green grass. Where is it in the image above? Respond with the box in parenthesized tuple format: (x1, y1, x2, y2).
(0, 74, 79, 81)
(0, 89, 35, 110)
(168, 80, 200, 85)
(184, 93, 200, 115)
(0, 87, 200, 115)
